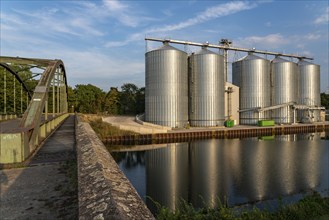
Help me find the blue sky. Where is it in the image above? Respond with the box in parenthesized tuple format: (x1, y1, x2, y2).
(1, 0, 328, 92)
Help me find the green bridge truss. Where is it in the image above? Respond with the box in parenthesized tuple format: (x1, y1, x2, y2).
(0, 56, 69, 164)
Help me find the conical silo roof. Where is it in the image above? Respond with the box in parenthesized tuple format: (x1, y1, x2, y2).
(194, 47, 217, 55)
(150, 43, 185, 52)
(272, 56, 290, 63)
(236, 53, 267, 62)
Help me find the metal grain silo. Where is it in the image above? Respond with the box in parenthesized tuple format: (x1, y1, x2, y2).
(145, 43, 188, 128)
(189, 48, 225, 127)
(298, 60, 321, 122)
(271, 57, 298, 124)
(232, 53, 271, 125)
(298, 60, 320, 106)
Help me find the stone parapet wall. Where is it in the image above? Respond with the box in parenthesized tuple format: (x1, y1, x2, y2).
(76, 119, 154, 219)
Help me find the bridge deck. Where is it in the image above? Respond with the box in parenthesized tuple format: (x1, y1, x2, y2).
(0, 119, 22, 133)
(0, 115, 77, 219)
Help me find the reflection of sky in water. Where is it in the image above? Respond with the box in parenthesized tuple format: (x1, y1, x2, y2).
(112, 133, 329, 212)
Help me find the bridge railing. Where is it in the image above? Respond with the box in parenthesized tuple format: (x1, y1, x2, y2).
(0, 113, 69, 164)
(0, 114, 18, 121)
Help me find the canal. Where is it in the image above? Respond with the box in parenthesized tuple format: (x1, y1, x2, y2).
(109, 133, 329, 214)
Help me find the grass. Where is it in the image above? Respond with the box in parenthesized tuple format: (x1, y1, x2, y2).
(79, 114, 137, 138)
(155, 192, 329, 220)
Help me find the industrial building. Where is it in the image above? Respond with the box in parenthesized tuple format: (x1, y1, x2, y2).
(144, 38, 325, 128)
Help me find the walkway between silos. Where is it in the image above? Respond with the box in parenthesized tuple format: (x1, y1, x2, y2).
(0, 115, 77, 219)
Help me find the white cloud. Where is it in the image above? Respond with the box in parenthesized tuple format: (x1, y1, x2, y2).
(297, 44, 305, 49)
(6, 7, 102, 38)
(298, 50, 313, 57)
(236, 32, 323, 50)
(105, 1, 259, 47)
(103, 0, 128, 11)
(147, 1, 257, 33)
(63, 51, 144, 79)
(162, 9, 173, 17)
(102, 0, 145, 27)
(237, 34, 289, 49)
(305, 33, 321, 40)
(3, 41, 144, 87)
(314, 6, 329, 24)
(70, 18, 104, 36)
(105, 32, 144, 47)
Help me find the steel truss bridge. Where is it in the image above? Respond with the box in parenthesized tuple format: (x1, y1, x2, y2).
(0, 56, 69, 164)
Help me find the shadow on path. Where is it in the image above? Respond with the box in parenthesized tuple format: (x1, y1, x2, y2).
(0, 115, 78, 220)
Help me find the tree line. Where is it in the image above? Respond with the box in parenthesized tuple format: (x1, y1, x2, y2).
(321, 93, 329, 110)
(68, 83, 145, 115)
(0, 64, 145, 115)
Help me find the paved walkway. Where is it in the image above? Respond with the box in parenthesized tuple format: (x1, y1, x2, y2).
(0, 115, 77, 219)
(103, 116, 170, 134)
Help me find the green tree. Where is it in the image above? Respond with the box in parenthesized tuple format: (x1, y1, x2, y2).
(321, 93, 329, 109)
(120, 83, 139, 115)
(67, 86, 76, 113)
(135, 87, 145, 114)
(74, 84, 105, 113)
(104, 87, 121, 115)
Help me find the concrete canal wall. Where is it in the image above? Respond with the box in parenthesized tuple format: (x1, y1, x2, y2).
(103, 122, 329, 145)
(76, 117, 154, 219)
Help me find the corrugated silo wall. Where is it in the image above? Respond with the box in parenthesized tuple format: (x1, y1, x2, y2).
(271, 58, 298, 124)
(145, 44, 188, 128)
(232, 54, 271, 125)
(188, 49, 225, 127)
(298, 61, 321, 122)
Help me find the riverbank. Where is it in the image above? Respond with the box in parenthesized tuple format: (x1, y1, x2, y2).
(156, 192, 329, 220)
(98, 116, 329, 145)
(88, 115, 329, 219)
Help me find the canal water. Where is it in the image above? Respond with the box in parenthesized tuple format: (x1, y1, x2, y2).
(110, 133, 329, 213)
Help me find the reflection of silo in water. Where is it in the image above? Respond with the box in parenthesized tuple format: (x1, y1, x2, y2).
(238, 140, 269, 201)
(222, 139, 243, 205)
(268, 140, 296, 196)
(294, 137, 322, 190)
(296, 133, 321, 141)
(189, 139, 228, 208)
(146, 143, 188, 212)
(276, 134, 297, 142)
